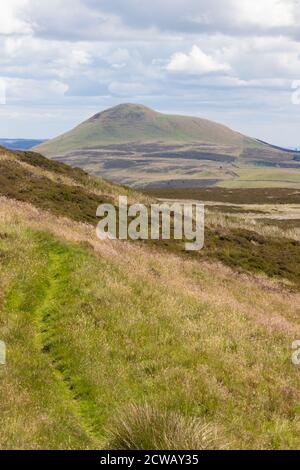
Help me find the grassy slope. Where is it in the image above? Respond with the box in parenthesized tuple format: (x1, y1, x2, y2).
(0, 146, 151, 224)
(1, 199, 300, 449)
(1, 146, 300, 449)
(1, 147, 300, 289)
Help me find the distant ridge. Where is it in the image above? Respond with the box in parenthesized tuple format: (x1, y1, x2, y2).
(0, 138, 47, 151)
(256, 139, 300, 154)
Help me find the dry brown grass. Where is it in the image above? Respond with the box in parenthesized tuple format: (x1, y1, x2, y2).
(206, 209, 300, 242)
(1, 196, 300, 337)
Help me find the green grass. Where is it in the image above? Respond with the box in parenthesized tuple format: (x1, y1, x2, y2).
(220, 166, 300, 189)
(1, 209, 300, 449)
(0, 230, 93, 449)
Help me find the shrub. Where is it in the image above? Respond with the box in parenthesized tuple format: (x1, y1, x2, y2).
(106, 403, 219, 450)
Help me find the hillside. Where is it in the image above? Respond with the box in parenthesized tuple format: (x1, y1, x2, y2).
(1, 146, 300, 449)
(0, 145, 150, 223)
(35, 103, 245, 153)
(34, 104, 300, 189)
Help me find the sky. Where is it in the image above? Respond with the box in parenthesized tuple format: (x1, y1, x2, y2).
(0, 0, 300, 147)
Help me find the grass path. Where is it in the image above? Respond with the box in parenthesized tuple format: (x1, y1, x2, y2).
(1, 230, 103, 449)
(32, 235, 101, 445)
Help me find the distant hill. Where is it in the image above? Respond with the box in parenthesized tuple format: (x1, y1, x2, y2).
(34, 103, 247, 153)
(34, 104, 300, 189)
(0, 138, 47, 150)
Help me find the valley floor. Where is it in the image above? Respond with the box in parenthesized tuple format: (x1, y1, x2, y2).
(1, 197, 300, 449)
(51, 143, 300, 190)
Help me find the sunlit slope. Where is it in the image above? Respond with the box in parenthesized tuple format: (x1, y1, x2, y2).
(0, 145, 151, 222)
(35, 103, 246, 155)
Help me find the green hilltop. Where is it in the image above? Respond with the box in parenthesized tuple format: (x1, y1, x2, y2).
(35, 103, 246, 155)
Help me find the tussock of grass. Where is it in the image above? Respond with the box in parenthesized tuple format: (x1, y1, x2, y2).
(106, 404, 219, 450)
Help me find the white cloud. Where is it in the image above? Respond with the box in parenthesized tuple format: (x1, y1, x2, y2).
(166, 45, 230, 74)
(235, 0, 296, 28)
(68, 49, 91, 67)
(94, 0, 300, 37)
(108, 81, 149, 96)
(5, 77, 68, 102)
(0, 0, 300, 146)
(0, 0, 32, 34)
